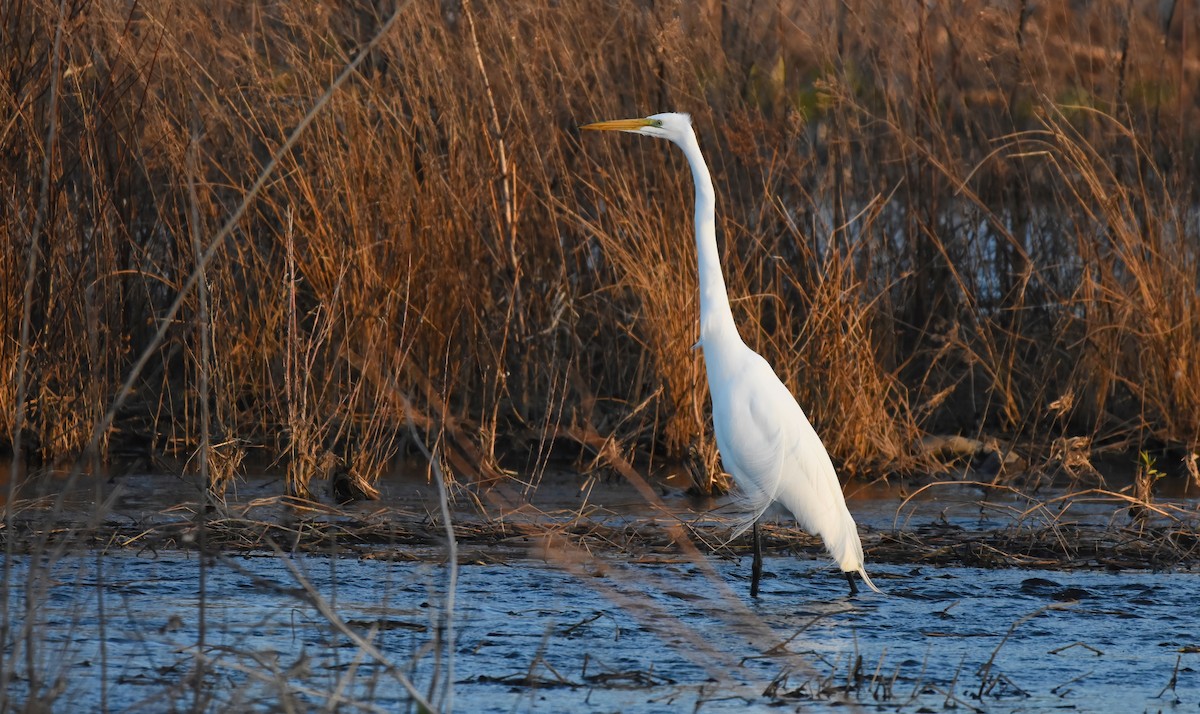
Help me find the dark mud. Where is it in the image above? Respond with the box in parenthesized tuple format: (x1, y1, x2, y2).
(6, 467, 1200, 571)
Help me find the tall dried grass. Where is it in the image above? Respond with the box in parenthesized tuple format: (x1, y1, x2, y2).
(1, 0, 1198, 497)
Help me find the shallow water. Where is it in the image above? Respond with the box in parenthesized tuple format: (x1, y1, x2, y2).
(5, 547, 1198, 712)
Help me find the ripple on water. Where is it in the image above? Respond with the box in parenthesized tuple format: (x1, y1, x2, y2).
(4, 552, 1199, 712)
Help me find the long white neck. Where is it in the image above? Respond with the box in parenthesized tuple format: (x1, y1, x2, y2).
(676, 131, 739, 347)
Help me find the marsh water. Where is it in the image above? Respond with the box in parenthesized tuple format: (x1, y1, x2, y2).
(8, 551, 1199, 712)
(4, 470, 1199, 712)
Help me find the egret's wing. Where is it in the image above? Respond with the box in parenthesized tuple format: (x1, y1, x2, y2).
(713, 358, 792, 541)
(728, 357, 844, 539)
(770, 393, 870, 574)
(772, 409, 844, 534)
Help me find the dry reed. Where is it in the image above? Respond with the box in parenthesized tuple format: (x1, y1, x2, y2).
(1, 0, 1197, 496)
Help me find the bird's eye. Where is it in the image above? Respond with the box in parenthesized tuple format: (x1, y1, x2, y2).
(649, 119, 663, 128)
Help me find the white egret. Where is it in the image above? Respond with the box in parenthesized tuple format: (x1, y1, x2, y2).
(582, 112, 881, 596)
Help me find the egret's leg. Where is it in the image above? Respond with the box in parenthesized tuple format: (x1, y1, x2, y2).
(845, 571, 859, 596)
(750, 520, 763, 598)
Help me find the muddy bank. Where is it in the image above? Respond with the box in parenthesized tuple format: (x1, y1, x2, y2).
(4, 469, 1200, 572)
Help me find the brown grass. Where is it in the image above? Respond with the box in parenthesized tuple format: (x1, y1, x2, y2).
(1, 0, 1198, 497)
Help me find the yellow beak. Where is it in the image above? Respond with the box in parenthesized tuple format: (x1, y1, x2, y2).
(580, 118, 655, 132)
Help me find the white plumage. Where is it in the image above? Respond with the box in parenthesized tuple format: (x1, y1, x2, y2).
(583, 112, 881, 595)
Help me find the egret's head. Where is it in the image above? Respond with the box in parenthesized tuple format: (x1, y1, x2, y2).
(581, 112, 693, 145)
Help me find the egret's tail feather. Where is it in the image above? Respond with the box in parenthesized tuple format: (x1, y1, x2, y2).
(722, 505, 770, 548)
(857, 567, 883, 595)
(721, 483, 778, 547)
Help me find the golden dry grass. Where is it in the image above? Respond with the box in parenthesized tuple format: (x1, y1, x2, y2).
(2, 0, 1198, 495)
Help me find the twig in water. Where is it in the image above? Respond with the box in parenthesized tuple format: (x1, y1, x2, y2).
(867, 648, 887, 701)
(1050, 669, 1094, 697)
(560, 611, 605, 637)
(934, 599, 960, 618)
(193, 647, 387, 713)
(218, 551, 437, 711)
(946, 652, 965, 709)
(1048, 641, 1103, 656)
(524, 625, 571, 690)
(1156, 654, 1182, 702)
(977, 602, 1072, 699)
(903, 648, 930, 706)
(756, 610, 849, 658)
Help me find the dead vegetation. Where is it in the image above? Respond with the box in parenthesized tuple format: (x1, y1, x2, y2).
(1, 1, 1198, 499)
(4, 476, 1198, 573)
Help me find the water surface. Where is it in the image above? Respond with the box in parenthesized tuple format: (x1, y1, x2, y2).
(6, 548, 1198, 712)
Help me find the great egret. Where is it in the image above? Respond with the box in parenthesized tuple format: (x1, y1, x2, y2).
(582, 112, 881, 596)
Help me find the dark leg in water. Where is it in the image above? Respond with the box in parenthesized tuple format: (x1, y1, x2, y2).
(750, 520, 763, 598)
(845, 571, 859, 596)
